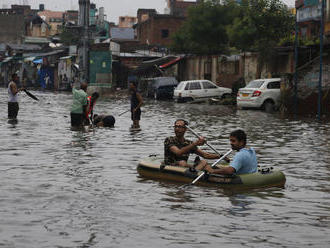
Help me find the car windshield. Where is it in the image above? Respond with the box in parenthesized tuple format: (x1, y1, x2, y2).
(176, 82, 185, 90)
(155, 77, 178, 87)
(245, 80, 264, 89)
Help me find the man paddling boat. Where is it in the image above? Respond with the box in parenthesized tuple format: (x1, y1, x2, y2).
(164, 119, 225, 171)
(212, 129, 258, 175)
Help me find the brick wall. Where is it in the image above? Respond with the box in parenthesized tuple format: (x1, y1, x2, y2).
(137, 15, 185, 47)
(0, 15, 25, 43)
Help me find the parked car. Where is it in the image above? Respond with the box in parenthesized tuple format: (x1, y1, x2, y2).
(236, 78, 281, 112)
(139, 77, 178, 100)
(173, 80, 232, 103)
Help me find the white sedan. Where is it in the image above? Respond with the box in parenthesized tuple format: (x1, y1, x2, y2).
(174, 80, 232, 103)
(237, 78, 281, 112)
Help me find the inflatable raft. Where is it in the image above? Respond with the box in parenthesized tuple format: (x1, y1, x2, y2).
(137, 155, 286, 189)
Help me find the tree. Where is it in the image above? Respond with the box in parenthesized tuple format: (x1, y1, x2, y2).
(171, 0, 240, 54)
(227, 0, 295, 77)
(59, 26, 80, 45)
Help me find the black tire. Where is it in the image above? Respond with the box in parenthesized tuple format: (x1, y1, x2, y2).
(264, 101, 275, 113)
(221, 93, 231, 99)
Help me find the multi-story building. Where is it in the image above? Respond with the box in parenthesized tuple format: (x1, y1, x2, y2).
(119, 16, 137, 28)
(295, 0, 330, 40)
(38, 9, 64, 36)
(135, 0, 202, 47)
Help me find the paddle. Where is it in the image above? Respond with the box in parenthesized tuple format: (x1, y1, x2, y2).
(186, 125, 230, 163)
(23, 89, 39, 101)
(191, 149, 233, 185)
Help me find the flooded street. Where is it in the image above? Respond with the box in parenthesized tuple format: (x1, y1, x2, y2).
(0, 90, 330, 247)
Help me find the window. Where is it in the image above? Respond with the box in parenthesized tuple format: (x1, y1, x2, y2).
(267, 81, 281, 89)
(189, 82, 201, 90)
(245, 80, 264, 89)
(202, 81, 217, 89)
(161, 29, 169, 38)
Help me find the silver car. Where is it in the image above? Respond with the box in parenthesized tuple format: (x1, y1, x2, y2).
(174, 80, 232, 103)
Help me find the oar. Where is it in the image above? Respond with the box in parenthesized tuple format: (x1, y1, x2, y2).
(23, 89, 39, 101)
(186, 125, 230, 162)
(118, 110, 130, 116)
(191, 149, 233, 185)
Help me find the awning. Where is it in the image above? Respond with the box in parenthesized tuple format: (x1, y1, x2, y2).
(33, 58, 43, 64)
(159, 56, 183, 69)
(24, 56, 36, 62)
(133, 55, 182, 74)
(59, 55, 73, 60)
(2, 56, 13, 63)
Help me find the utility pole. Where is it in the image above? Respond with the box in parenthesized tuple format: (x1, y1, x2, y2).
(318, 0, 325, 120)
(294, 10, 299, 115)
(78, 0, 90, 83)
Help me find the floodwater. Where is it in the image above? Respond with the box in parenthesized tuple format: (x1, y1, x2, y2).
(0, 89, 329, 248)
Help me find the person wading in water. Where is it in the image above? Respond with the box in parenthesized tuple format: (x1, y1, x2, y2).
(70, 82, 88, 128)
(129, 80, 143, 129)
(8, 73, 24, 120)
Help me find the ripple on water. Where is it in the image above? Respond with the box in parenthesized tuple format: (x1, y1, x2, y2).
(0, 91, 330, 247)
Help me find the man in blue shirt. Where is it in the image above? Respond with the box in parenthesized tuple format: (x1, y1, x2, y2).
(213, 129, 258, 175)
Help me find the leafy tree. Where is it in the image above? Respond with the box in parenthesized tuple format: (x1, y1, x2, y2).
(171, 0, 294, 77)
(227, 0, 295, 76)
(171, 0, 240, 54)
(59, 26, 80, 45)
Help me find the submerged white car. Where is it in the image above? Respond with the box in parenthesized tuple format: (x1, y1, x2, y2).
(173, 80, 232, 102)
(237, 78, 282, 112)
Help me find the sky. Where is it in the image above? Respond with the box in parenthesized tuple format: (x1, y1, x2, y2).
(1, 0, 295, 24)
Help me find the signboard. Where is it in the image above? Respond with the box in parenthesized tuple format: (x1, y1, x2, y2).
(297, 3, 321, 22)
(304, 0, 320, 7)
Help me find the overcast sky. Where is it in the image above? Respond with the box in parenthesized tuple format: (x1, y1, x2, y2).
(1, 0, 295, 24)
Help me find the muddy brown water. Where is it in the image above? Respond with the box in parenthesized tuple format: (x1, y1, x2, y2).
(0, 90, 329, 247)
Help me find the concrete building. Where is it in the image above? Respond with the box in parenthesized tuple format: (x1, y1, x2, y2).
(119, 16, 137, 28)
(135, 1, 201, 47)
(167, 0, 201, 17)
(135, 13, 185, 47)
(295, 0, 330, 40)
(0, 5, 37, 43)
(38, 10, 65, 36)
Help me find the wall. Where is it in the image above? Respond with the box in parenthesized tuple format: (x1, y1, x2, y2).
(0, 15, 25, 43)
(137, 15, 185, 46)
(89, 51, 112, 85)
(181, 55, 242, 88)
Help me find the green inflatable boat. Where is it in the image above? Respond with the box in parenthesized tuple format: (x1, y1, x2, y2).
(137, 155, 286, 189)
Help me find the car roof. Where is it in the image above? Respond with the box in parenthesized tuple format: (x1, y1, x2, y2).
(252, 78, 281, 82)
(179, 80, 211, 84)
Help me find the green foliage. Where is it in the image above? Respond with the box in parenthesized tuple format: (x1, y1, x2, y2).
(59, 26, 80, 45)
(278, 34, 320, 47)
(171, 1, 241, 54)
(227, 0, 294, 56)
(171, 0, 294, 57)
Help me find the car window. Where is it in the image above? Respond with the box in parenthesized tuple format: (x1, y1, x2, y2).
(189, 82, 201, 90)
(202, 81, 217, 89)
(267, 81, 281, 89)
(245, 80, 264, 88)
(184, 83, 190, 90)
(176, 82, 185, 90)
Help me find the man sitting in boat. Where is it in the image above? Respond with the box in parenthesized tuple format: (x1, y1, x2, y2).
(164, 119, 223, 171)
(212, 129, 258, 175)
